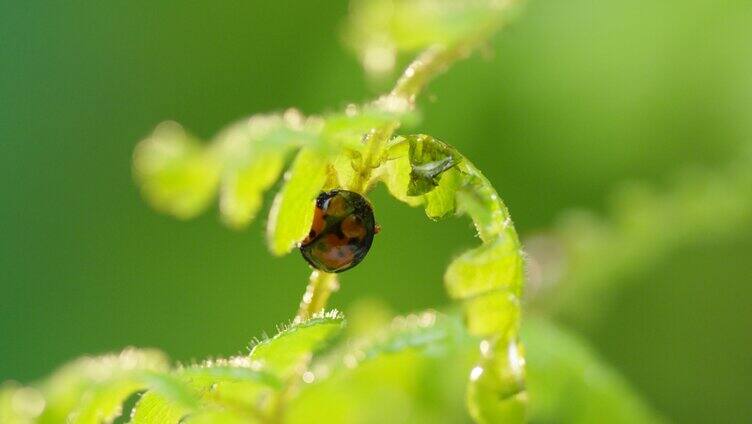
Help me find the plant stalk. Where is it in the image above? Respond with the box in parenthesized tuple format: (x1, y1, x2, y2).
(295, 270, 339, 322)
(388, 17, 505, 107)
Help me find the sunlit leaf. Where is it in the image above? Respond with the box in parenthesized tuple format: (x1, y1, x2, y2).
(378, 135, 464, 213)
(141, 371, 201, 409)
(405, 134, 461, 196)
(37, 348, 168, 424)
(423, 167, 463, 219)
(129, 391, 188, 424)
(0, 382, 45, 424)
(289, 312, 474, 424)
(321, 107, 402, 152)
(70, 379, 146, 424)
(326, 152, 360, 191)
(445, 237, 523, 300)
(129, 364, 277, 424)
(183, 409, 261, 424)
(178, 364, 281, 390)
(266, 147, 330, 255)
(133, 122, 221, 220)
(462, 291, 520, 337)
(205, 381, 269, 416)
(379, 141, 423, 206)
(210, 111, 313, 169)
(467, 383, 526, 424)
(250, 311, 345, 377)
(360, 312, 463, 359)
(454, 166, 515, 243)
(290, 351, 458, 424)
(466, 324, 526, 424)
(219, 151, 286, 229)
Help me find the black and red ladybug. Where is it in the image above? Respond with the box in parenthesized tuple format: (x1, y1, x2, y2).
(300, 189, 379, 273)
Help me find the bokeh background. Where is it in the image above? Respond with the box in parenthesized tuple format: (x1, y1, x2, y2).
(2, 1, 751, 422)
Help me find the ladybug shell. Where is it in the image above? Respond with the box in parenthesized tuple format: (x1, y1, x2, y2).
(300, 190, 377, 273)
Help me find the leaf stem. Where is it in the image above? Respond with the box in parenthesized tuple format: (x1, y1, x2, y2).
(348, 123, 399, 193)
(295, 270, 339, 322)
(385, 17, 505, 109)
(390, 45, 465, 104)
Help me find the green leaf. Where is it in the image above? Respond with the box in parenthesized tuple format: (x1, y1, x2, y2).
(445, 237, 523, 300)
(178, 364, 281, 390)
(321, 107, 402, 152)
(250, 311, 345, 377)
(326, 152, 359, 191)
(380, 135, 516, 226)
(70, 379, 145, 424)
(523, 316, 665, 423)
(141, 372, 201, 410)
(290, 351, 463, 424)
(204, 381, 268, 417)
(129, 364, 278, 424)
(317, 310, 470, 370)
(182, 409, 260, 424)
(37, 348, 169, 424)
(129, 391, 189, 424)
(133, 122, 221, 220)
(0, 382, 45, 424)
(361, 312, 462, 359)
(378, 134, 464, 213)
(288, 311, 474, 424)
(462, 291, 520, 337)
(406, 134, 460, 196)
(466, 335, 526, 424)
(467, 379, 526, 424)
(219, 151, 286, 229)
(454, 165, 515, 243)
(210, 111, 313, 169)
(378, 141, 423, 206)
(423, 167, 463, 219)
(266, 147, 330, 255)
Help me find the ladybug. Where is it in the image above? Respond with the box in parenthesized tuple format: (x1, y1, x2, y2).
(300, 189, 379, 273)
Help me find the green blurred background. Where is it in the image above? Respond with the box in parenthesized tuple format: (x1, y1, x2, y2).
(2, 1, 751, 422)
